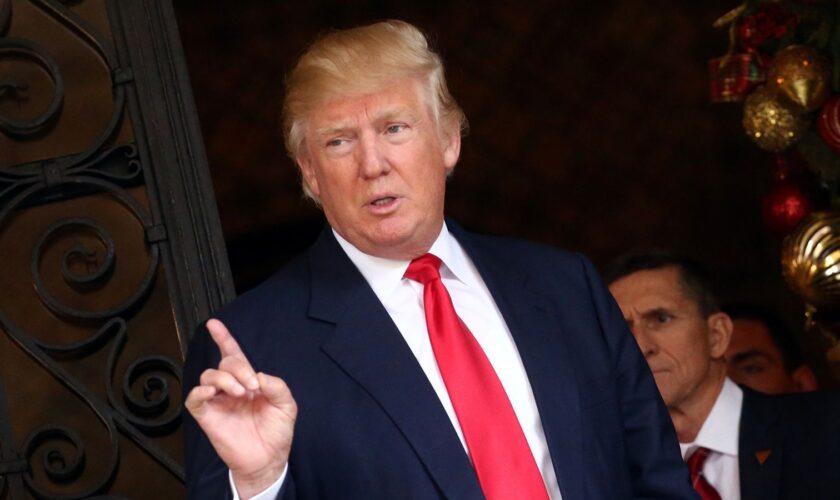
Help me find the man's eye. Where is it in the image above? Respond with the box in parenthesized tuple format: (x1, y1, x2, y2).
(741, 364, 765, 375)
(654, 312, 672, 323)
(326, 138, 346, 148)
(385, 124, 405, 134)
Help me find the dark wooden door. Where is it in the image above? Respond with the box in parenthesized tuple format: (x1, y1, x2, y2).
(0, 0, 233, 498)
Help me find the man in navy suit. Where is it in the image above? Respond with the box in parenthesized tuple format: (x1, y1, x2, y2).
(606, 251, 840, 500)
(183, 20, 695, 499)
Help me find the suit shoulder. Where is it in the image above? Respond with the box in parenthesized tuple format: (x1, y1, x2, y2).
(464, 231, 590, 272)
(461, 231, 605, 300)
(744, 388, 840, 423)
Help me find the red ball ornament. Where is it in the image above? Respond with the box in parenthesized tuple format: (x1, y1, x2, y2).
(818, 95, 840, 154)
(762, 180, 815, 234)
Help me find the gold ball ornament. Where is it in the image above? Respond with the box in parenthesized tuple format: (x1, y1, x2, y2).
(782, 212, 840, 308)
(743, 85, 808, 152)
(768, 45, 832, 112)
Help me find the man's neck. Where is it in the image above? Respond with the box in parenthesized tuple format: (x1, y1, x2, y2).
(668, 364, 727, 443)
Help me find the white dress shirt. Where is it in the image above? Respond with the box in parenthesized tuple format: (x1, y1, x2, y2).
(679, 378, 743, 500)
(233, 223, 561, 499)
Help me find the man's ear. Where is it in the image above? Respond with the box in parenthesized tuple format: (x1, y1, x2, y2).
(297, 152, 320, 198)
(442, 124, 461, 173)
(791, 364, 819, 392)
(708, 312, 733, 359)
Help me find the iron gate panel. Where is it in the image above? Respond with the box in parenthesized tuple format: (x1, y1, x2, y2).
(0, 1, 233, 498)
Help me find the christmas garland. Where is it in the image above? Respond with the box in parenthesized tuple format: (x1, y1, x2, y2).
(712, 0, 840, 359)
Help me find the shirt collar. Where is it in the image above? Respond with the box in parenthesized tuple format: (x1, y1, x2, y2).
(332, 222, 472, 297)
(679, 377, 743, 459)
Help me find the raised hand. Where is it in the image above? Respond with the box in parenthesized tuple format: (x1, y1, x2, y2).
(185, 319, 297, 498)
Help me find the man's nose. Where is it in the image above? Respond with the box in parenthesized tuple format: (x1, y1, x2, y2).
(630, 325, 658, 358)
(358, 132, 390, 179)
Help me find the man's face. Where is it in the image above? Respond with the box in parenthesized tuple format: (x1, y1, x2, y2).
(297, 78, 460, 260)
(725, 319, 798, 394)
(608, 267, 725, 408)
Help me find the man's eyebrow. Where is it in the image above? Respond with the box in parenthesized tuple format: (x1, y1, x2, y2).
(640, 307, 673, 319)
(315, 123, 355, 138)
(730, 350, 770, 364)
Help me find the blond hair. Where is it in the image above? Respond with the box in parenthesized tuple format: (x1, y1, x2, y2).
(282, 20, 467, 198)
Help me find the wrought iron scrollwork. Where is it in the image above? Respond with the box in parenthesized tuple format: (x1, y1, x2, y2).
(1, 312, 184, 498)
(0, 164, 180, 497)
(27, 0, 131, 171)
(19, 177, 161, 321)
(0, 144, 145, 210)
(41, 217, 117, 286)
(1, 0, 201, 496)
(1, 0, 133, 171)
(119, 356, 182, 434)
(0, 37, 65, 136)
(22, 426, 89, 485)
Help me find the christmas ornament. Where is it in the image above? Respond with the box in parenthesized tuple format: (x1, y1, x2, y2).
(768, 45, 831, 112)
(738, 4, 798, 51)
(763, 180, 815, 234)
(709, 2, 796, 104)
(782, 212, 840, 308)
(818, 95, 840, 154)
(743, 85, 808, 152)
(709, 53, 766, 103)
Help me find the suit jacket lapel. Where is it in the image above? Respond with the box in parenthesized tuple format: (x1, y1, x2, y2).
(307, 228, 484, 500)
(738, 389, 784, 500)
(451, 222, 584, 499)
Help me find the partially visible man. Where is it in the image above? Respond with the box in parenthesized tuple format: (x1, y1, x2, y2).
(724, 305, 817, 394)
(605, 250, 840, 500)
(183, 20, 695, 500)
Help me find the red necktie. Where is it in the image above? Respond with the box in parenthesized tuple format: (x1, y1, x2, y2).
(405, 254, 549, 500)
(687, 447, 722, 500)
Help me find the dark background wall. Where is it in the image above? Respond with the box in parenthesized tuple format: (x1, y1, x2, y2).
(172, 1, 825, 379)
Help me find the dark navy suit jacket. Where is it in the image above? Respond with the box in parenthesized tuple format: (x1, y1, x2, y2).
(739, 387, 840, 500)
(183, 222, 696, 499)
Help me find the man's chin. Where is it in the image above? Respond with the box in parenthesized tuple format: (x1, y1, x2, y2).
(652, 378, 673, 402)
(353, 231, 425, 260)
(369, 222, 439, 255)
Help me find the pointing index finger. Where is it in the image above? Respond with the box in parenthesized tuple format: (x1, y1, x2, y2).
(207, 318, 247, 360)
(206, 319, 258, 391)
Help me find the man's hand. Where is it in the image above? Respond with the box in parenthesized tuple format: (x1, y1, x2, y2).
(185, 319, 297, 499)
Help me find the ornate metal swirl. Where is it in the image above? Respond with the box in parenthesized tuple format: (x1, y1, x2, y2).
(15, 177, 161, 321)
(0, 37, 64, 136)
(32, 217, 116, 287)
(1, 312, 185, 494)
(25, 0, 131, 171)
(0, 144, 145, 209)
(32, 0, 117, 67)
(22, 426, 87, 484)
(21, 424, 117, 499)
(2, 1, 132, 170)
(66, 143, 143, 184)
(36, 316, 185, 464)
(35, 318, 183, 436)
(119, 356, 183, 435)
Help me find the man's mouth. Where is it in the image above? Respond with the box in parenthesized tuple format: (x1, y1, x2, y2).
(371, 196, 396, 207)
